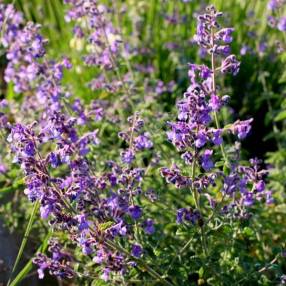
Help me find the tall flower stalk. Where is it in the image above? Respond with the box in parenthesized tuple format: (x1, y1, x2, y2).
(161, 5, 272, 256)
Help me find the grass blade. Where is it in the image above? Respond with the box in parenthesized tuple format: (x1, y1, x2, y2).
(9, 230, 52, 286)
(7, 200, 40, 286)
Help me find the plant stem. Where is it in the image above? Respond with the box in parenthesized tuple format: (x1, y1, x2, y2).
(191, 147, 208, 256)
(210, 27, 231, 168)
(7, 200, 40, 286)
(260, 72, 282, 149)
(105, 240, 175, 286)
(9, 230, 52, 286)
(191, 153, 199, 209)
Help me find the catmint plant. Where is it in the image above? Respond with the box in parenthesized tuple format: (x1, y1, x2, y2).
(1, 3, 172, 284)
(0, 1, 285, 285)
(162, 5, 270, 224)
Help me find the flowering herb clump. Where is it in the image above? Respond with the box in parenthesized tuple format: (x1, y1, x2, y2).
(1, 5, 165, 282)
(162, 5, 271, 228)
(0, 2, 285, 286)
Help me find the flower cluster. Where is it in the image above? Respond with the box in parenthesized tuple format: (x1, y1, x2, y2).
(267, 0, 286, 12)
(119, 112, 153, 164)
(161, 5, 272, 225)
(0, 4, 23, 48)
(0, 1, 164, 282)
(33, 239, 74, 280)
(267, 0, 286, 52)
(4, 20, 48, 94)
(0, 2, 127, 281)
(64, 0, 131, 94)
(65, 0, 121, 69)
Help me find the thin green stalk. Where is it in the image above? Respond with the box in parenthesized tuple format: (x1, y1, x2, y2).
(235, 254, 280, 285)
(191, 156, 199, 209)
(211, 27, 231, 168)
(7, 200, 40, 286)
(213, 111, 230, 166)
(105, 240, 175, 286)
(260, 72, 282, 149)
(9, 230, 52, 286)
(190, 148, 208, 256)
(164, 236, 196, 277)
(114, 1, 136, 84)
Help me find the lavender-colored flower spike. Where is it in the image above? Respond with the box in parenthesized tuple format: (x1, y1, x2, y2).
(267, 0, 286, 10)
(278, 17, 286, 31)
(162, 5, 270, 225)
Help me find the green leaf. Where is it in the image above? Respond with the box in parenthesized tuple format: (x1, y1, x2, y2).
(91, 280, 108, 286)
(268, 264, 279, 271)
(98, 221, 114, 231)
(198, 267, 204, 278)
(242, 227, 254, 237)
(6, 82, 15, 100)
(274, 110, 286, 122)
(215, 161, 224, 167)
(154, 249, 162, 257)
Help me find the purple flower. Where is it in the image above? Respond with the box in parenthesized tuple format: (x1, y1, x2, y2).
(101, 268, 111, 281)
(278, 17, 286, 32)
(176, 208, 201, 224)
(109, 220, 127, 237)
(195, 131, 208, 148)
(267, 0, 283, 10)
(216, 28, 234, 44)
(76, 214, 89, 232)
(231, 119, 253, 139)
(37, 268, 45, 279)
(121, 149, 135, 164)
(176, 208, 187, 224)
(23, 141, 36, 157)
(0, 163, 7, 174)
(181, 151, 193, 165)
(211, 129, 223, 145)
(200, 66, 212, 79)
(221, 55, 240, 75)
(265, 191, 274, 204)
(134, 133, 153, 150)
(240, 45, 250, 55)
(49, 152, 60, 168)
(200, 150, 214, 171)
(243, 192, 254, 206)
(128, 205, 142, 220)
(255, 180, 265, 192)
(267, 16, 277, 28)
(142, 219, 155, 234)
(209, 94, 222, 111)
(33, 241, 74, 280)
(161, 165, 191, 188)
(131, 244, 143, 258)
(40, 205, 52, 219)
